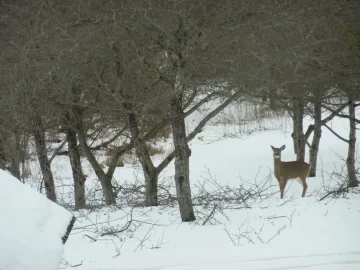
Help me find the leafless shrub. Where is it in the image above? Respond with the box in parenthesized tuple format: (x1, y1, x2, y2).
(105, 145, 133, 157)
(194, 169, 275, 207)
(116, 176, 176, 208)
(70, 206, 169, 258)
(104, 145, 134, 166)
(317, 156, 360, 202)
(104, 142, 164, 166)
(116, 178, 145, 207)
(145, 143, 165, 156)
(103, 157, 125, 168)
(193, 168, 277, 225)
(121, 153, 138, 165)
(142, 117, 172, 140)
(68, 166, 277, 225)
(55, 179, 110, 211)
(210, 101, 291, 139)
(20, 162, 32, 178)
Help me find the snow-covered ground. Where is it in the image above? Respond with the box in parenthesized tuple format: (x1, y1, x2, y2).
(0, 170, 74, 270)
(18, 104, 360, 270)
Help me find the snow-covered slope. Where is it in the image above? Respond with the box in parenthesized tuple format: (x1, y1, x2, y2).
(0, 169, 74, 270)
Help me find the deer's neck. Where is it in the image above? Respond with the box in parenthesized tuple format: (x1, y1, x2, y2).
(274, 157, 282, 178)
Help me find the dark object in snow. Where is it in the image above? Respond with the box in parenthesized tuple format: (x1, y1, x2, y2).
(62, 216, 76, 244)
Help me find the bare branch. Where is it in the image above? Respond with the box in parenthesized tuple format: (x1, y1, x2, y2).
(90, 125, 128, 151)
(156, 92, 240, 173)
(49, 139, 67, 164)
(323, 124, 349, 143)
(321, 103, 360, 124)
(304, 101, 350, 140)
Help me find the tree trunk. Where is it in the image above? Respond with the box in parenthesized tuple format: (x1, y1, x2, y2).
(292, 99, 306, 162)
(146, 172, 159, 206)
(8, 129, 21, 180)
(269, 97, 276, 111)
(291, 128, 298, 155)
(347, 99, 358, 187)
(127, 111, 159, 206)
(65, 113, 86, 209)
(20, 134, 30, 180)
(0, 136, 6, 170)
(112, 43, 160, 206)
(309, 100, 322, 177)
(170, 92, 196, 222)
(75, 109, 116, 205)
(33, 115, 56, 202)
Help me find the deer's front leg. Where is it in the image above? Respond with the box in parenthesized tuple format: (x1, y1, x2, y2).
(278, 177, 286, 199)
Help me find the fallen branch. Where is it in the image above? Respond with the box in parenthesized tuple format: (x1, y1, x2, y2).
(84, 234, 97, 242)
(202, 204, 217, 225)
(319, 187, 348, 201)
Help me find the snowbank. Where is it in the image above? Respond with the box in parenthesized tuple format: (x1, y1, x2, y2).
(0, 169, 74, 270)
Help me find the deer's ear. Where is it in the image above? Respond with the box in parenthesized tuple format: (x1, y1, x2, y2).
(280, 145, 285, 150)
(270, 145, 275, 150)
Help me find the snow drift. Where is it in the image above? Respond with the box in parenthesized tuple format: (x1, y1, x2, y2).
(0, 169, 74, 270)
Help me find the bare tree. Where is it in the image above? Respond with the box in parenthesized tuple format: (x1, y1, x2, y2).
(63, 111, 86, 209)
(322, 96, 359, 187)
(119, 0, 262, 221)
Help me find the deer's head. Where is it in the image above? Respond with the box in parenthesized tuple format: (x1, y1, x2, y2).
(271, 145, 285, 159)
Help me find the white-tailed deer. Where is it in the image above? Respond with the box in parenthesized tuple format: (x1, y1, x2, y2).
(271, 145, 310, 199)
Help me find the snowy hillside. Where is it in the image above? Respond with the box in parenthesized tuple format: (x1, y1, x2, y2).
(0, 170, 74, 270)
(55, 111, 360, 270)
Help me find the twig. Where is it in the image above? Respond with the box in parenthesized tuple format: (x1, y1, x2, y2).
(266, 225, 286, 244)
(84, 234, 97, 242)
(267, 215, 287, 220)
(224, 225, 237, 246)
(100, 208, 135, 236)
(134, 224, 156, 252)
(202, 204, 217, 225)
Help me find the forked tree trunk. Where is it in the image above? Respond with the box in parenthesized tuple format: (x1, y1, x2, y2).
(127, 112, 159, 206)
(111, 43, 160, 206)
(125, 90, 240, 208)
(69, 83, 116, 206)
(309, 100, 322, 177)
(170, 92, 196, 222)
(292, 99, 306, 162)
(33, 115, 56, 202)
(65, 113, 86, 209)
(75, 110, 116, 205)
(347, 99, 358, 187)
(127, 90, 241, 208)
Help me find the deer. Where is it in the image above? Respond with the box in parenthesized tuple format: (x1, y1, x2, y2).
(271, 145, 310, 199)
